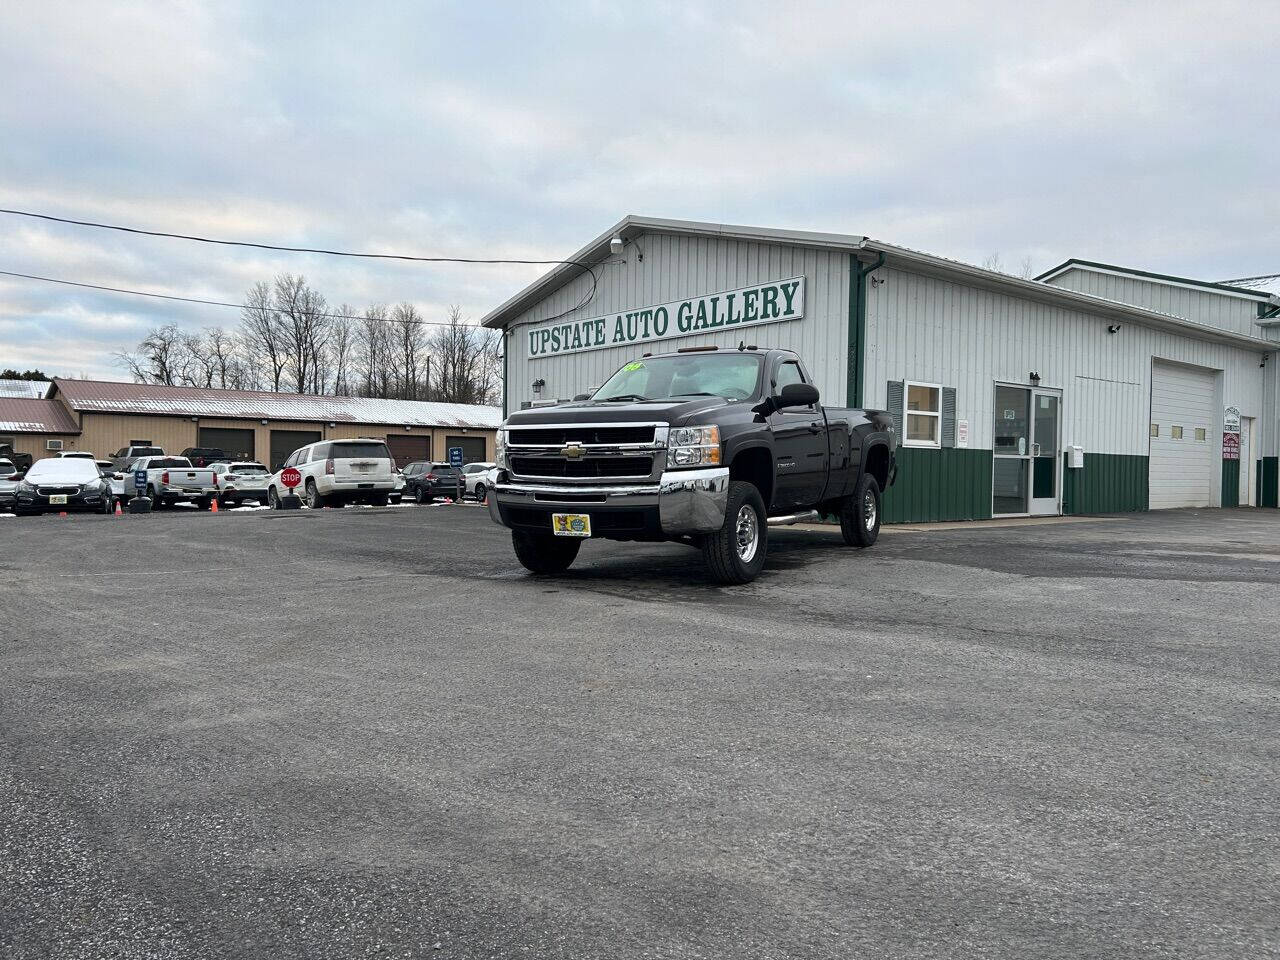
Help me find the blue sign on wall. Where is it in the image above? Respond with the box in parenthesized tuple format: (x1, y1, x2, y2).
(448, 446, 464, 467)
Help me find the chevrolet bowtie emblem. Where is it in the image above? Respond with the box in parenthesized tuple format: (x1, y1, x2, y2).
(561, 444, 586, 458)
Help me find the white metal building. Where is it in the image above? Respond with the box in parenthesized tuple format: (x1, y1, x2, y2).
(482, 217, 1280, 523)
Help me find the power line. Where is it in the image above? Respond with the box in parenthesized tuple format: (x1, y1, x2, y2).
(0, 205, 602, 322)
(0, 268, 472, 328)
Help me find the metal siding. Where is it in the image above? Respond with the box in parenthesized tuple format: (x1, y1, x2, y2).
(504, 232, 852, 408)
(865, 266, 1265, 461)
(1047, 268, 1260, 339)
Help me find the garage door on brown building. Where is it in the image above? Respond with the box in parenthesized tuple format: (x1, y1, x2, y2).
(444, 435, 487, 464)
(386, 433, 431, 468)
(198, 427, 257, 462)
(269, 429, 321, 470)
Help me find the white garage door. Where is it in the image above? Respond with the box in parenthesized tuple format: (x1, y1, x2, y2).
(1149, 361, 1216, 509)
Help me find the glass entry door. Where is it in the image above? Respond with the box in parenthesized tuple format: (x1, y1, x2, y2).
(992, 384, 1061, 516)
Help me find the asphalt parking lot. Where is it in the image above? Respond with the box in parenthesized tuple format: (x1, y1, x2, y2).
(2, 506, 1278, 959)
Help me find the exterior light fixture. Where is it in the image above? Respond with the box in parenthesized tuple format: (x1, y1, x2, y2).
(1108, 324, 1121, 334)
(1029, 372, 1041, 385)
(532, 378, 546, 394)
(609, 236, 624, 255)
(261, 419, 268, 425)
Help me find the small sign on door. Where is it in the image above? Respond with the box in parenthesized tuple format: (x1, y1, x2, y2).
(1223, 433, 1240, 460)
(956, 419, 969, 448)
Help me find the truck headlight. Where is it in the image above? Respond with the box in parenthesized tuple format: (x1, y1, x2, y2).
(667, 425, 721, 467)
(495, 428, 509, 469)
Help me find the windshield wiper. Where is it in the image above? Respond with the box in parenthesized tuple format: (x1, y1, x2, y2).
(671, 392, 716, 397)
(599, 393, 649, 402)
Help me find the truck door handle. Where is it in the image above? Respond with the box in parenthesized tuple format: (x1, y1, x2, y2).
(808, 421, 823, 433)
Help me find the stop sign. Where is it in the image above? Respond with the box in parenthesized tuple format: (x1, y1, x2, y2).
(280, 466, 302, 489)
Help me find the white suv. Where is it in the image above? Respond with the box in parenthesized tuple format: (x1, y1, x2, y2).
(267, 438, 397, 509)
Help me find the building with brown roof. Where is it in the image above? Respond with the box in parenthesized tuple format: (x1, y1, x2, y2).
(0, 378, 499, 469)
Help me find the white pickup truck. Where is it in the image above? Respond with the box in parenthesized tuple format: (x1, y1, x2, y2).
(112, 455, 221, 509)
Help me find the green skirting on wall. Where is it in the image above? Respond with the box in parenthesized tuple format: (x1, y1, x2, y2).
(1221, 459, 1240, 508)
(882, 447, 992, 524)
(1062, 453, 1149, 515)
(1262, 457, 1279, 508)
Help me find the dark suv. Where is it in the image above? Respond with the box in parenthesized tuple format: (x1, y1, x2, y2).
(180, 447, 231, 467)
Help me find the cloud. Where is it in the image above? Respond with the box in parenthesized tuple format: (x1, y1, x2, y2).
(0, 0, 1277, 378)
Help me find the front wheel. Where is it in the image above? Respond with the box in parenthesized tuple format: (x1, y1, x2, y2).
(700, 480, 768, 584)
(840, 474, 882, 547)
(474, 482, 486, 503)
(512, 530, 581, 575)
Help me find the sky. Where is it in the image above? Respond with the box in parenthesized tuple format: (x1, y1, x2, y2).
(1, 1, 1276, 380)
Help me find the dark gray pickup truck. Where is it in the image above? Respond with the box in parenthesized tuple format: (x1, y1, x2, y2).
(489, 346, 898, 584)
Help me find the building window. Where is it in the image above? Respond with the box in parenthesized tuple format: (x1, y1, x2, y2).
(1171, 426, 1183, 440)
(904, 382, 941, 447)
(1150, 423, 1159, 438)
(1194, 427, 1206, 442)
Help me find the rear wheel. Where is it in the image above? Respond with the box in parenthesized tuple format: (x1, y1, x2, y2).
(474, 482, 487, 503)
(305, 480, 323, 509)
(840, 474, 882, 547)
(268, 487, 282, 510)
(512, 530, 581, 575)
(369, 493, 390, 507)
(700, 480, 768, 584)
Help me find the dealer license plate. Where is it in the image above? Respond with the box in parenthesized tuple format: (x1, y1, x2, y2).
(49, 494, 68, 505)
(551, 513, 591, 538)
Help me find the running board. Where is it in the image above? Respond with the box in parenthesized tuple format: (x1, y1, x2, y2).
(767, 510, 820, 527)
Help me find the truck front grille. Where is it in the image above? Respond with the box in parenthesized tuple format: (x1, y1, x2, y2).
(509, 425, 656, 445)
(510, 456, 653, 479)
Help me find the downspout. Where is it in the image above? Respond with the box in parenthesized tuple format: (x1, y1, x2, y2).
(847, 250, 886, 408)
(501, 329, 509, 419)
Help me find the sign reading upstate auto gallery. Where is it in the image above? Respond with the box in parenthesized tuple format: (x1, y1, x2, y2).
(526, 277, 805, 359)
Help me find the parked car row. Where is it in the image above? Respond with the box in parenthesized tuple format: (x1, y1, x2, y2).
(1, 442, 496, 516)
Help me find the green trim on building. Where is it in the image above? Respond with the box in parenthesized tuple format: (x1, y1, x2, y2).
(1221, 459, 1240, 508)
(882, 447, 992, 524)
(1062, 453, 1149, 515)
(846, 252, 885, 408)
(1261, 457, 1279, 508)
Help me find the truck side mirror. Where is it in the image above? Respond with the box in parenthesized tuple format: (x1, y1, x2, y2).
(777, 382, 819, 409)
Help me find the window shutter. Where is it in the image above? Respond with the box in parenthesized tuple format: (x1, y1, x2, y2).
(941, 386, 957, 447)
(886, 381, 904, 437)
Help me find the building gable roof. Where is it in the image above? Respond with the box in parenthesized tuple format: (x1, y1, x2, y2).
(0, 378, 53, 399)
(51, 379, 501, 429)
(0, 397, 81, 434)
(1034, 258, 1275, 302)
(480, 215, 1278, 350)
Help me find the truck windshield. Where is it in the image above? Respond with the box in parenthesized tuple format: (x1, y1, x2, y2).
(594, 353, 763, 402)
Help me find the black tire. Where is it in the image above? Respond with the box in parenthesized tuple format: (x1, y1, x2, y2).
(414, 486, 426, 505)
(305, 480, 323, 510)
(474, 483, 487, 503)
(512, 530, 581, 575)
(148, 486, 163, 509)
(700, 480, 768, 584)
(369, 493, 389, 507)
(268, 487, 282, 510)
(840, 474, 882, 548)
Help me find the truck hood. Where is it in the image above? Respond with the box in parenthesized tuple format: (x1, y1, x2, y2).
(505, 396, 732, 425)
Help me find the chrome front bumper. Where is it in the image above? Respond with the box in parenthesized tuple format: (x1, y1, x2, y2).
(488, 466, 730, 537)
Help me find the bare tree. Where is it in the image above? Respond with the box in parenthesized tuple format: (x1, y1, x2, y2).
(981, 253, 1004, 273)
(328, 307, 356, 397)
(240, 280, 287, 391)
(1018, 255, 1036, 280)
(428, 305, 501, 405)
(390, 302, 428, 400)
(273, 273, 330, 394)
(356, 304, 393, 398)
(116, 324, 189, 385)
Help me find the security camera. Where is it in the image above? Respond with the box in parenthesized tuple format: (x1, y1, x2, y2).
(1107, 324, 1121, 334)
(609, 236, 624, 256)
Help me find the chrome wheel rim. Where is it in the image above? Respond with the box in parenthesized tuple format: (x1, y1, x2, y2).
(863, 490, 877, 530)
(735, 504, 759, 563)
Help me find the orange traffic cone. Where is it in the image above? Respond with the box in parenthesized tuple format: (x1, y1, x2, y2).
(59, 511, 67, 518)
(114, 500, 123, 516)
(210, 498, 219, 513)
